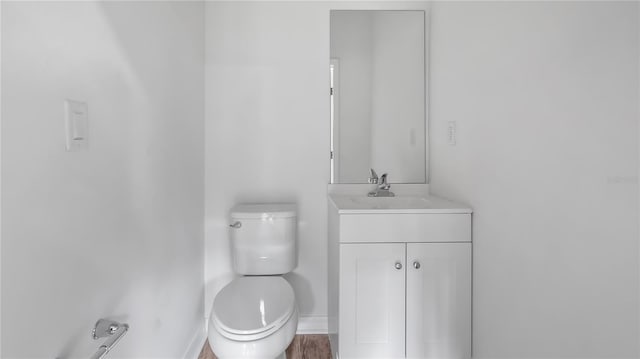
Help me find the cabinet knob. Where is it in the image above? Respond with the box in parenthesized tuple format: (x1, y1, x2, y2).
(413, 261, 421, 269)
(394, 262, 403, 270)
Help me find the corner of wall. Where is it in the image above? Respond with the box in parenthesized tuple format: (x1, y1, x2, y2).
(182, 318, 207, 359)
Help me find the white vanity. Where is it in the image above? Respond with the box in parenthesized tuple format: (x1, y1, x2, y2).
(328, 194, 472, 359)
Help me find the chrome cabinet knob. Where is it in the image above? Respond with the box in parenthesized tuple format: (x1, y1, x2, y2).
(394, 262, 403, 270)
(413, 261, 421, 269)
(229, 221, 242, 229)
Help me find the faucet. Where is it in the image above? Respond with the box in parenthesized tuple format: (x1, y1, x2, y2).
(368, 172, 395, 197)
(368, 168, 379, 184)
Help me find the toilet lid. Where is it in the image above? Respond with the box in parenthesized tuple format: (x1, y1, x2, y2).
(212, 276, 295, 340)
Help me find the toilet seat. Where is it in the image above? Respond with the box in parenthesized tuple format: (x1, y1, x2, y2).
(212, 276, 296, 342)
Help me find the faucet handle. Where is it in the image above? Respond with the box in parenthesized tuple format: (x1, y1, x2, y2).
(379, 173, 388, 184)
(368, 168, 379, 184)
(379, 173, 391, 190)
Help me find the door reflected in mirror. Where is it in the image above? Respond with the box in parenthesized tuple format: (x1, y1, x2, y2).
(330, 10, 427, 184)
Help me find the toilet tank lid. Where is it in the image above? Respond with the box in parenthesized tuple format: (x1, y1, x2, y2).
(231, 203, 297, 219)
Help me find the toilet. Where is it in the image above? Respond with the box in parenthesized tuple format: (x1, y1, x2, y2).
(208, 204, 299, 359)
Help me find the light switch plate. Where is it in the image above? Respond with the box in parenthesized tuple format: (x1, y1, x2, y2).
(64, 99, 88, 152)
(447, 121, 457, 146)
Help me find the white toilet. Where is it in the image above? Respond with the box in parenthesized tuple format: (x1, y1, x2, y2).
(208, 204, 299, 359)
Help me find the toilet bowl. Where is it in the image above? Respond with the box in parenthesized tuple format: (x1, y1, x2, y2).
(208, 204, 299, 359)
(208, 276, 298, 359)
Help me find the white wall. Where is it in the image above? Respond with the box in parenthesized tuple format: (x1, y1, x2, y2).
(1, 2, 204, 358)
(429, 2, 639, 358)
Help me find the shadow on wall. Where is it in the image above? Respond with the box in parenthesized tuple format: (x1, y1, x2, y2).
(284, 272, 315, 315)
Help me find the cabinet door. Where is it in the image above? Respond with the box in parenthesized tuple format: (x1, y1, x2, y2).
(406, 243, 471, 359)
(340, 243, 406, 358)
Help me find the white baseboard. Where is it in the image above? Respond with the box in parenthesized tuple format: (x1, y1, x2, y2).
(183, 318, 207, 359)
(296, 316, 328, 334)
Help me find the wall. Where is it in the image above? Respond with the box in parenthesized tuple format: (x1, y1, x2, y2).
(429, 2, 640, 358)
(1, 2, 205, 358)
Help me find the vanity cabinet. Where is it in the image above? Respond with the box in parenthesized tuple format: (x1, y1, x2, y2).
(328, 196, 472, 359)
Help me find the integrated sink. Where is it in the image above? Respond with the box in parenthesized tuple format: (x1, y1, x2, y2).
(329, 194, 472, 214)
(348, 196, 431, 209)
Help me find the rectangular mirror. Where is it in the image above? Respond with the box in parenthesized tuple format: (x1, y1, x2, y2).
(330, 10, 427, 184)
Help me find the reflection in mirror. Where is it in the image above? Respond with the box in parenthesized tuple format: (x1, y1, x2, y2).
(330, 10, 426, 184)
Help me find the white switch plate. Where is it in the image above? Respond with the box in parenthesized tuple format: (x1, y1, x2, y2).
(64, 99, 88, 152)
(447, 121, 457, 146)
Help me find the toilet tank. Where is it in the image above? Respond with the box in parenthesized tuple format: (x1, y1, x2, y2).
(229, 203, 297, 275)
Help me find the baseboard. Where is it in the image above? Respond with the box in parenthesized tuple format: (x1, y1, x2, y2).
(296, 316, 328, 334)
(183, 318, 207, 359)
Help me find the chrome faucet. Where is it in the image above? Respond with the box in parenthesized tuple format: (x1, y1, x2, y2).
(368, 168, 379, 184)
(368, 172, 395, 197)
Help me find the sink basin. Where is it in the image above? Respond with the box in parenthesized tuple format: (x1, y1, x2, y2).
(349, 196, 431, 209)
(328, 194, 472, 214)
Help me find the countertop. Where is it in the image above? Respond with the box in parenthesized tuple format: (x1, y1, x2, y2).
(328, 194, 472, 214)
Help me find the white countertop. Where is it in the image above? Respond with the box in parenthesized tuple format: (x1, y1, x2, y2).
(328, 194, 472, 214)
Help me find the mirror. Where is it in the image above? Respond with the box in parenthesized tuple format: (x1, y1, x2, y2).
(330, 10, 427, 184)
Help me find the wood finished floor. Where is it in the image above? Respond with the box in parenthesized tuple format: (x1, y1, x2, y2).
(198, 335, 332, 359)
